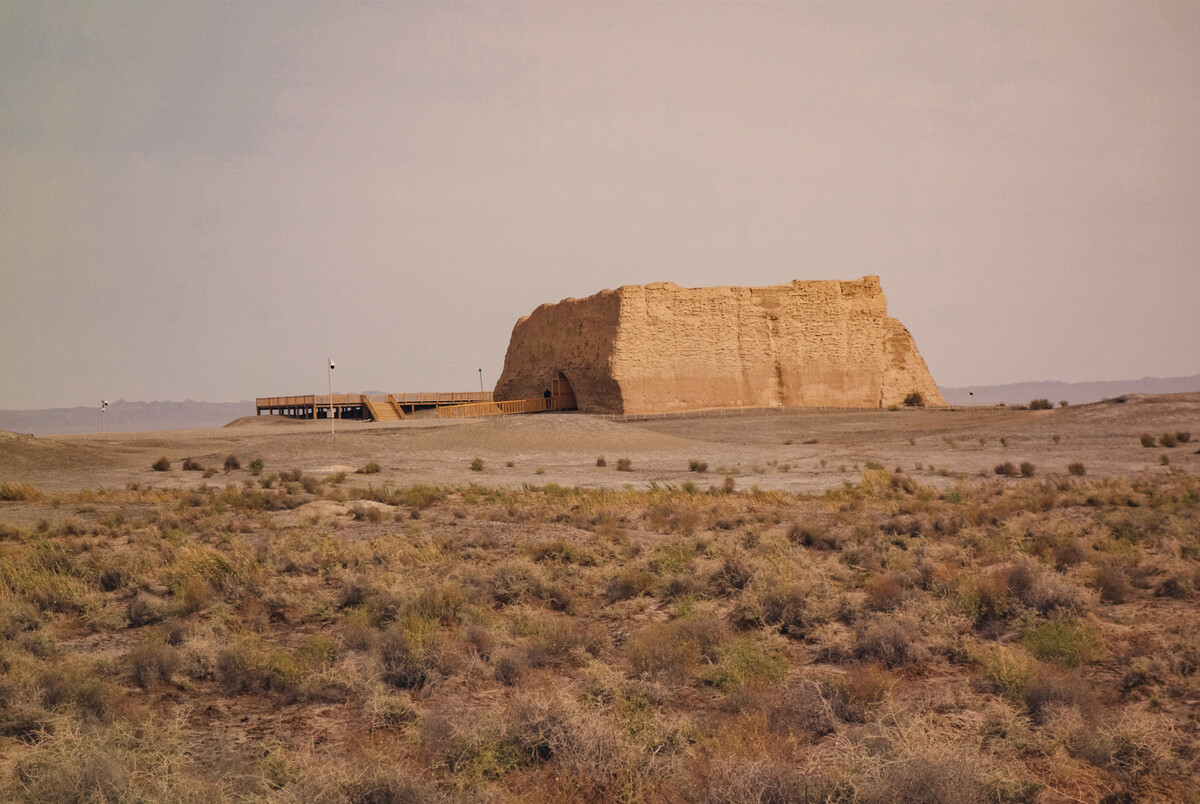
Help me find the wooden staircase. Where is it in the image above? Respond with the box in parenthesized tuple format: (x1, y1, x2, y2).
(386, 395, 407, 420)
(361, 395, 405, 422)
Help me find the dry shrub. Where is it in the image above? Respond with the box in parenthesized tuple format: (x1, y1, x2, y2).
(626, 616, 726, 683)
(223, 455, 241, 471)
(880, 513, 927, 537)
(763, 678, 837, 739)
(376, 619, 452, 690)
(395, 483, 442, 509)
(595, 455, 607, 467)
(1155, 572, 1194, 599)
(490, 560, 545, 605)
(626, 623, 701, 683)
(0, 483, 41, 501)
(1053, 539, 1087, 570)
(514, 696, 660, 801)
(787, 522, 841, 549)
(857, 747, 987, 804)
(864, 573, 906, 611)
(1061, 709, 1173, 784)
(1120, 656, 1168, 693)
(1022, 618, 1103, 666)
(127, 634, 180, 689)
(8, 716, 220, 803)
(994, 462, 1018, 477)
(340, 765, 441, 803)
(827, 662, 891, 722)
(151, 456, 171, 472)
(181, 458, 203, 472)
(732, 575, 822, 637)
(424, 695, 659, 800)
(709, 552, 753, 595)
(181, 576, 212, 613)
(1091, 560, 1132, 604)
(1023, 666, 1094, 722)
(36, 663, 112, 721)
(356, 461, 382, 474)
(704, 752, 811, 804)
(349, 503, 387, 523)
(965, 558, 1088, 623)
(1068, 461, 1087, 476)
(700, 636, 787, 695)
(616, 457, 633, 472)
(853, 614, 924, 667)
(688, 459, 709, 473)
(339, 609, 377, 652)
(126, 594, 164, 627)
(605, 568, 656, 603)
(974, 645, 1036, 702)
(516, 610, 585, 666)
(492, 647, 529, 686)
(1023, 568, 1092, 614)
(457, 622, 494, 661)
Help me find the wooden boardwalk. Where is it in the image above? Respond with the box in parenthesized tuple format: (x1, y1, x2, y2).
(255, 392, 494, 421)
(257, 378, 577, 422)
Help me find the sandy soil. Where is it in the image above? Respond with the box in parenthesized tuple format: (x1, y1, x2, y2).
(1, 394, 1197, 496)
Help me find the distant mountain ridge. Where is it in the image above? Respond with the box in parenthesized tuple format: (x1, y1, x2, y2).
(0, 400, 254, 436)
(940, 374, 1200, 406)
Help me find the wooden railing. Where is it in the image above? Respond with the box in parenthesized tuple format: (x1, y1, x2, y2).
(437, 398, 549, 419)
(257, 392, 492, 409)
(386, 394, 407, 419)
(313, 394, 364, 406)
(256, 395, 316, 409)
(392, 391, 492, 405)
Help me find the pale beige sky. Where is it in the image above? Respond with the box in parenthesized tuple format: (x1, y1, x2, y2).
(2, 1, 1198, 408)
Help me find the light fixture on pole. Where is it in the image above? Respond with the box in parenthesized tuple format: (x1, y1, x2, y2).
(478, 368, 483, 392)
(101, 399, 108, 434)
(328, 359, 336, 435)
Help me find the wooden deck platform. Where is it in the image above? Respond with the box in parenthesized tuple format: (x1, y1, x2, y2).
(255, 392, 494, 421)
(257, 378, 577, 422)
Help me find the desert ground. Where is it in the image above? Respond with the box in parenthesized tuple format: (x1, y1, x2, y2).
(4, 394, 1198, 498)
(0, 395, 1198, 802)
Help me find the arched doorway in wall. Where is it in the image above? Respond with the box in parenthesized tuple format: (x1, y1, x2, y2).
(550, 373, 577, 411)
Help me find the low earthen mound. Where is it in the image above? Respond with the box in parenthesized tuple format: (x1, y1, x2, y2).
(225, 416, 302, 428)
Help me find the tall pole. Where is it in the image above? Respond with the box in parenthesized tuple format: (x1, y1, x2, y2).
(478, 368, 483, 392)
(328, 359, 335, 435)
(101, 399, 107, 434)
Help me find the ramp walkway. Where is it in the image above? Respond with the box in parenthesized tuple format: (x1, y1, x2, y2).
(255, 392, 493, 421)
(256, 379, 577, 422)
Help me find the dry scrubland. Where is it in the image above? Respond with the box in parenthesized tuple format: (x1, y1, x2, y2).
(0, 397, 1198, 802)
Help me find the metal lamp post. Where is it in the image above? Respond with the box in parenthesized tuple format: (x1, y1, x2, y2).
(101, 399, 108, 434)
(478, 368, 483, 392)
(328, 359, 336, 435)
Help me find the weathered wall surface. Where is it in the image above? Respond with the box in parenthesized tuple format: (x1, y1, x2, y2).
(494, 290, 625, 412)
(494, 276, 945, 414)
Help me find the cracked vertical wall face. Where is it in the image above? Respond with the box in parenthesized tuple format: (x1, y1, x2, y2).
(494, 276, 946, 414)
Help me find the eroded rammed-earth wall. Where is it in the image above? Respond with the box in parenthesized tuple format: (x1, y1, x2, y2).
(494, 276, 945, 414)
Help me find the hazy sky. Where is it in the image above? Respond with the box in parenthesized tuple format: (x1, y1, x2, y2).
(2, 1, 1198, 409)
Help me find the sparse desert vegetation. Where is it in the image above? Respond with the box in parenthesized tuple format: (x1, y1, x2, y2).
(1, 395, 1198, 801)
(1, 467, 1198, 801)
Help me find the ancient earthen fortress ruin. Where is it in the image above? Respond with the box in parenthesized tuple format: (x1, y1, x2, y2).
(494, 276, 945, 415)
